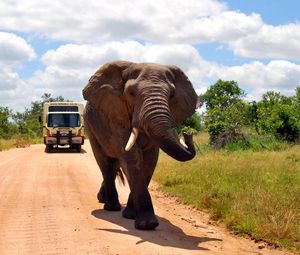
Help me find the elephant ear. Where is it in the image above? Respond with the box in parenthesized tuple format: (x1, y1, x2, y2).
(169, 65, 200, 124)
(82, 61, 133, 128)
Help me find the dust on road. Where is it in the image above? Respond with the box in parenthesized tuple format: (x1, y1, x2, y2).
(0, 142, 293, 255)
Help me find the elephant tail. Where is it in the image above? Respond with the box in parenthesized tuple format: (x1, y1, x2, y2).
(117, 168, 126, 186)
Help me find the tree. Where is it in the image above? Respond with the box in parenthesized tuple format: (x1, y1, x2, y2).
(200, 80, 245, 111)
(0, 107, 18, 139)
(257, 89, 300, 142)
(200, 80, 248, 147)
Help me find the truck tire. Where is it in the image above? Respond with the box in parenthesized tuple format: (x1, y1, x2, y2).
(76, 145, 81, 153)
(45, 144, 53, 153)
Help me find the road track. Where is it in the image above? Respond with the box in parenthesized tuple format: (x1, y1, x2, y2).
(0, 143, 293, 255)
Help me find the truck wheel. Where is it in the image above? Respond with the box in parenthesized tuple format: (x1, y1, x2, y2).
(76, 145, 81, 153)
(45, 144, 52, 153)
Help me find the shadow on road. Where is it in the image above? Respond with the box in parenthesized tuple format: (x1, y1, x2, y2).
(91, 208, 222, 251)
(44, 147, 87, 154)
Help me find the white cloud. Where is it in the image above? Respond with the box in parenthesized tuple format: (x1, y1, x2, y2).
(1, 1, 300, 111)
(0, 0, 226, 43)
(0, 0, 264, 45)
(230, 23, 300, 60)
(1, 39, 300, 111)
(28, 41, 300, 104)
(0, 33, 37, 110)
(0, 32, 36, 67)
(28, 41, 216, 106)
(0, 69, 33, 110)
(31, 41, 211, 93)
(1, 0, 299, 61)
(176, 11, 263, 43)
(210, 60, 300, 100)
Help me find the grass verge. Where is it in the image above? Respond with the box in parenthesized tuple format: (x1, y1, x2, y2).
(0, 136, 43, 151)
(154, 133, 300, 252)
(0, 139, 16, 151)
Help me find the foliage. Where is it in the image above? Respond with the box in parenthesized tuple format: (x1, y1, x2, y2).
(200, 80, 248, 147)
(0, 107, 18, 139)
(256, 90, 300, 142)
(200, 81, 299, 147)
(224, 133, 290, 152)
(177, 112, 203, 134)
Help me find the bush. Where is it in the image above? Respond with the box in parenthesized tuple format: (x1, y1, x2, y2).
(213, 129, 247, 150)
(225, 133, 290, 152)
(256, 91, 300, 142)
(207, 102, 249, 146)
(14, 135, 30, 148)
(177, 112, 203, 134)
(200, 80, 248, 148)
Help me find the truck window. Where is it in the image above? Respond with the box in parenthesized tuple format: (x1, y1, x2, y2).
(48, 113, 80, 127)
(49, 106, 79, 112)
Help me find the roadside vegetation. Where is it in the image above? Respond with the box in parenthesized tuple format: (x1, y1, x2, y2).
(154, 133, 300, 252)
(0, 93, 67, 151)
(155, 80, 300, 252)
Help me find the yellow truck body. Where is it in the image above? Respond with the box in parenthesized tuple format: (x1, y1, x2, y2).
(42, 102, 84, 152)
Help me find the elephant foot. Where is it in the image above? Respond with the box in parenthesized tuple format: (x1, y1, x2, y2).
(122, 206, 136, 219)
(104, 201, 121, 211)
(135, 213, 159, 230)
(97, 189, 105, 203)
(98, 184, 121, 211)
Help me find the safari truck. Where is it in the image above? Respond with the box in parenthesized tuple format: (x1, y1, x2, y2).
(40, 102, 84, 152)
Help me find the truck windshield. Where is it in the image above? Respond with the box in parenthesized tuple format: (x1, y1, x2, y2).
(47, 113, 80, 127)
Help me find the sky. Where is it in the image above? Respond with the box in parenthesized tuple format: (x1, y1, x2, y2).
(0, 0, 300, 111)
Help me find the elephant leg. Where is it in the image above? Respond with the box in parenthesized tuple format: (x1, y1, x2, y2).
(123, 146, 160, 229)
(132, 183, 158, 230)
(88, 131, 121, 211)
(123, 146, 159, 220)
(97, 181, 106, 203)
(100, 161, 121, 211)
(122, 192, 135, 219)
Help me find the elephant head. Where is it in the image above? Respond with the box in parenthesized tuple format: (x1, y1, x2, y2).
(83, 61, 200, 161)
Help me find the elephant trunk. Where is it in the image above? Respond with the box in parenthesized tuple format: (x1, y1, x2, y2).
(136, 87, 196, 162)
(156, 128, 196, 162)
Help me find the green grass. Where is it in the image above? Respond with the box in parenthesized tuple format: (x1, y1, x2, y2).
(154, 133, 300, 252)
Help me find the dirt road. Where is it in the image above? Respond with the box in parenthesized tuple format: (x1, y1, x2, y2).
(0, 142, 293, 255)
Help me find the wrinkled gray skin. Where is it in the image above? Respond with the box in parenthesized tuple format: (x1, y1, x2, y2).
(83, 61, 199, 230)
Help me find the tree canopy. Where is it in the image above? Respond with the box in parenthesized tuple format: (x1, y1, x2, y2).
(200, 80, 300, 147)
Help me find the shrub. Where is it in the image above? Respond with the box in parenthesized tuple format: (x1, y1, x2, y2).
(256, 91, 300, 142)
(14, 135, 30, 148)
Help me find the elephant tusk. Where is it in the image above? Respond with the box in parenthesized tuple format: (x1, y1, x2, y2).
(180, 138, 188, 149)
(125, 128, 139, 151)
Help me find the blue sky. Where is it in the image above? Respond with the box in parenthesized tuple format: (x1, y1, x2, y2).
(0, 0, 299, 111)
(226, 0, 299, 25)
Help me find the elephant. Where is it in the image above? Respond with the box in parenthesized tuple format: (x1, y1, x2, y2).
(82, 60, 200, 230)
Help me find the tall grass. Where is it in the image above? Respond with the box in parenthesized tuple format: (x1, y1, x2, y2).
(0, 139, 16, 151)
(0, 136, 43, 151)
(154, 133, 300, 252)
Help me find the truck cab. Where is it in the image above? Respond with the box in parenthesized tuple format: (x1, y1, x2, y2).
(42, 102, 84, 152)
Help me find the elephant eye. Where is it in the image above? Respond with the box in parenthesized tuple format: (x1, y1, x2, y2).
(170, 90, 175, 98)
(169, 83, 175, 98)
(125, 85, 137, 98)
